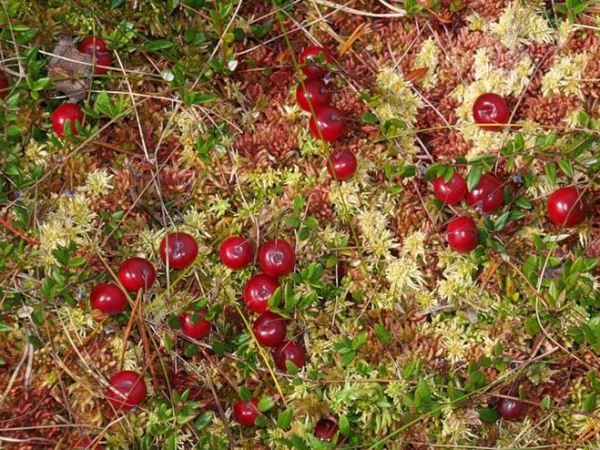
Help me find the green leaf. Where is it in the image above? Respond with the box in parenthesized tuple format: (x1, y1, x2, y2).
(251, 20, 274, 39)
(362, 112, 379, 124)
(285, 360, 299, 374)
(544, 162, 557, 186)
(144, 39, 175, 52)
(466, 166, 483, 192)
(515, 196, 532, 209)
(493, 211, 511, 231)
(478, 407, 499, 424)
(238, 387, 251, 403)
(258, 396, 275, 412)
(194, 411, 213, 430)
(583, 393, 596, 413)
(541, 395, 552, 409)
(277, 409, 294, 429)
(339, 415, 350, 436)
(374, 323, 391, 344)
(341, 350, 356, 366)
(558, 158, 573, 178)
(0, 321, 13, 332)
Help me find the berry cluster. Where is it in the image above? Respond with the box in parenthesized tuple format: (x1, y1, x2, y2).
(297, 46, 358, 182)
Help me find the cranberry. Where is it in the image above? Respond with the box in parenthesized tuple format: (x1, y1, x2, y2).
(233, 397, 259, 426)
(0, 71, 8, 99)
(51, 103, 84, 137)
(106, 370, 147, 410)
(446, 216, 478, 253)
(92, 51, 112, 75)
(180, 311, 211, 340)
(159, 232, 198, 270)
(296, 78, 331, 112)
(273, 340, 306, 372)
(497, 398, 526, 421)
(252, 311, 287, 347)
(299, 45, 334, 79)
(433, 173, 467, 205)
(243, 274, 280, 313)
(117, 257, 156, 292)
(90, 283, 128, 315)
(473, 93, 510, 131)
(219, 236, 253, 270)
(258, 239, 296, 278)
(314, 418, 339, 441)
(546, 186, 587, 228)
(466, 174, 504, 213)
(327, 149, 357, 181)
(309, 106, 345, 142)
(78, 37, 107, 54)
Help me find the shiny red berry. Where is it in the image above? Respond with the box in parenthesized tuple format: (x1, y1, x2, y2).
(546, 186, 587, 228)
(159, 232, 198, 270)
(51, 103, 84, 137)
(258, 239, 296, 278)
(180, 311, 211, 340)
(296, 78, 331, 112)
(78, 37, 107, 54)
(299, 46, 334, 79)
(273, 340, 306, 372)
(233, 398, 259, 426)
(309, 106, 345, 142)
(106, 370, 147, 410)
(118, 257, 156, 292)
(446, 216, 478, 253)
(466, 174, 504, 213)
(219, 236, 253, 270)
(473, 93, 510, 131)
(314, 418, 339, 441)
(497, 398, 526, 421)
(253, 311, 287, 347)
(243, 274, 280, 313)
(90, 283, 128, 315)
(0, 71, 8, 99)
(93, 51, 112, 75)
(327, 149, 357, 181)
(433, 173, 467, 205)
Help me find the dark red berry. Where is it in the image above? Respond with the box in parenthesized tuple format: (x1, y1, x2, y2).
(118, 257, 156, 292)
(106, 370, 147, 410)
(546, 186, 587, 228)
(446, 216, 478, 253)
(273, 340, 306, 372)
(327, 149, 357, 181)
(243, 274, 280, 313)
(497, 398, 526, 421)
(433, 173, 467, 205)
(466, 174, 504, 213)
(78, 37, 107, 54)
(180, 311, 211, 340)
(0, 71, 8, 99)
(299, 46, 334, 79)
(258, 239, 296, 278)
(309, 106, 345, 142)
(219, 236, 253, 270)
(314, 418, 339, 441)
(296, 78, 331, 112)
(252, 311, 287, 347)
(159, 232, 198, 270)
(93, 51, 112, 75)
(233, 398, 259, 426)
(90, 283, 128, 315)
(51, 103, 84, 137)
(473, 93, 510, 131)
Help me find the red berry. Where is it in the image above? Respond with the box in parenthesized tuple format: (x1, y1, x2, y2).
(273, 340, 306, 372)
(233, 398, 259, 426)
(473, 93, 510, 131)
(0, 71, 8, 99)
(252, 311, 287, 347)
(117, 257, 156, 292)
(180, 311, 211, 340)
(219, 236, 253, 270)
(93, 51, 112, 75)
(546, 186, 587, 228)
(296, 78, 331, 112)
(314, 418, 339, 441)
(446, 216, 478, 253)
(433, 173, 467, 205)
(497, 398, 526, 421)
(106, 370, 147, 410)
(243, 274, 280, 313)
(299, 45, 334, 79)
(309, 106, 345, 142)
(159, 232, 198, 270)
(466, 174, 504, 213)
(327, 149, 357, 181)
(90, 283, 128, 315)
(78, 37, 107, 54)
(258, 239, 296, 278)
(51, 103, 84, 137)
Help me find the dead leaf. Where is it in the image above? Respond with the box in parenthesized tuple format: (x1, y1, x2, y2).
(48, 37, 93, 102)
(405, 67, 429, 82)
